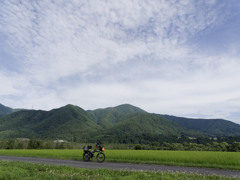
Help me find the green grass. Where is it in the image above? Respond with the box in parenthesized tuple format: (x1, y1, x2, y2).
(0, 149, 240, 170)
(107, 150, 240, 170)
(0, 160, 237, 180)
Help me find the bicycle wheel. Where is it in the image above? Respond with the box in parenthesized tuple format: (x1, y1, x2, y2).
(83, 152, 90, 162)
(96, 152, 105, 163)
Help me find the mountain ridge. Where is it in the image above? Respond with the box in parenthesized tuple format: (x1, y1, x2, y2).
(0, 103, 17, 117)
(0, 103, 240, 142)
(160, 114, 240, 136)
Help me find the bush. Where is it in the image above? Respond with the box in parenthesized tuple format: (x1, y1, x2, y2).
(28, 139, 43, 149)
(135, 144, 141, 150)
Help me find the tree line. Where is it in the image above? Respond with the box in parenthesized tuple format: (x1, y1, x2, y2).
(98, 134, 240, 145)
(0, 139, 239, 152)
(0, 139, 82, 150)
(133, 141, 240, 152)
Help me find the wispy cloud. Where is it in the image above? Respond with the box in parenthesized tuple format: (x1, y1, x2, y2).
(0, 0, 240, 123)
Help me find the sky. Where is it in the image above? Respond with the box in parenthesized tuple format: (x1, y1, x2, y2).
(1, 0, 240, 124)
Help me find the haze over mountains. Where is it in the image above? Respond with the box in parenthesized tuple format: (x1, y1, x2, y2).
(0, 103, 240, 143)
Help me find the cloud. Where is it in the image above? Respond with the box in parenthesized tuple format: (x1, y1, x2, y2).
(0, 1, 225, 78)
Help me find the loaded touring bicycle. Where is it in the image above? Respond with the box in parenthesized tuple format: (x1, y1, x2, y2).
(83, 141, 105, 163)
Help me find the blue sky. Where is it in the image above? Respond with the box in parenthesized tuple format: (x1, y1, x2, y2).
(1, 0, 240, 124)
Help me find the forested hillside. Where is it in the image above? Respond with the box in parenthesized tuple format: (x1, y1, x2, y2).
(160, 115, 240, 136)
(0, 103, 17, 117)
(0, 103, 240, 143)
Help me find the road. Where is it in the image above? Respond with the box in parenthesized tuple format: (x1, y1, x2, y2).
(0, 156, 239, 178)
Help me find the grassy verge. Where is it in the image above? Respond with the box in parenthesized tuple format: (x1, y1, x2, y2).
(0, 160, 237, 180)
(0, 149, 240, 170)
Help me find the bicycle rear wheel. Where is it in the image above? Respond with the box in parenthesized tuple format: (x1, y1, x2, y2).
(83, 152, 90, 162)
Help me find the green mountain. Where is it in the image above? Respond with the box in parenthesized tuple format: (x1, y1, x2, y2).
(0, 104, 102, 141)
(0, 103, 240, 143)
(0, 103, 16, 117)
(101, 113, 191, 143)
(87, 104, 146, 128)
(160, 115, 240, 136)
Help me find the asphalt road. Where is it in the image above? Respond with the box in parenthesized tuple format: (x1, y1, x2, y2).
(0, 156, 239, 178)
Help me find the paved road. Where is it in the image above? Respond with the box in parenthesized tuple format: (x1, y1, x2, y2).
(0, 156, 239, 178)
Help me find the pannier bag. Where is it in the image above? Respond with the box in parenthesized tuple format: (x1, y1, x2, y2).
(83, 145, 92, 152)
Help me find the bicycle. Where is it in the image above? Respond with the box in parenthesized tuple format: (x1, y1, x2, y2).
(83, 141, 105, 163)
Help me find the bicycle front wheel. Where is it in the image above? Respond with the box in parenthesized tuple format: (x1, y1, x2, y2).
(96, 152, 105, 163)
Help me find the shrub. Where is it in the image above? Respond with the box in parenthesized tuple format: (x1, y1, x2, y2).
(135, 144, 141, 150)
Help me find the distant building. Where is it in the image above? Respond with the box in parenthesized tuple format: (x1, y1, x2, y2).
(53, 140, 67, 143)
(16, 138, 30, 141)
(188, 137, 196, 140)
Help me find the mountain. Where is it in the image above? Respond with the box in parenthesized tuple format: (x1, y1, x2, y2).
(87, 104, 146, 128)
(160, 115, 240, 136)
(0, 104, 102, 141)
(0, 104, 189, 141)
(0, 103, 17, 117)
(101, 113, 193, 143)
(0, 103, 240, 143)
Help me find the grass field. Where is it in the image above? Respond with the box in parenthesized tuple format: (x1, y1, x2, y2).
(0, 160, 238, 180)
(0, 149, 240, 170)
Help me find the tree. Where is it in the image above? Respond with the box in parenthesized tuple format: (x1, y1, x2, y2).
(28, 139, 43, 149)
(6, 140, 15, 149)
(219, 142, 228, 151)
(229, 142, 240, 152)
(134, 144, 141, 150)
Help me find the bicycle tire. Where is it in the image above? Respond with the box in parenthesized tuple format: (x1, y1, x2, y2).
(83, 152, 90, 162)
(96, 152, 105, 163)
